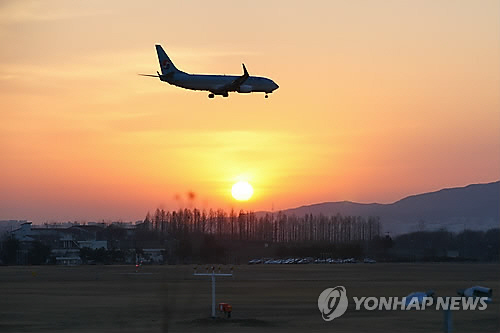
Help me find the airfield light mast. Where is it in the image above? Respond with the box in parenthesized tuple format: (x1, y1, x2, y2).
(193, 266, 233, 318)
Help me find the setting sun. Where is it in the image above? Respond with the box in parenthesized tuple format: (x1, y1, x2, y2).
(231, 181, 254, 201)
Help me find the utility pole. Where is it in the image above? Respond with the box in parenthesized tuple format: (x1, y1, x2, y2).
(193, 266, 233, 318)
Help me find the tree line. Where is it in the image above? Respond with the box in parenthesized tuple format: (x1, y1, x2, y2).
(391, 228, 499, 262)
(2, 208, 496, 265)
(143, 208, 382, 244)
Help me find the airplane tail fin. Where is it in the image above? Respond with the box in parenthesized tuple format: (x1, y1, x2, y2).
(155, 44, 178, 75)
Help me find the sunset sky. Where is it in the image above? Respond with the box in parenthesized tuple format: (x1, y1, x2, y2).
(1, 0, 499, 223)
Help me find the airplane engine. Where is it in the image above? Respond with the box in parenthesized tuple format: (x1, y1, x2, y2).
(238, 85, 253, 93)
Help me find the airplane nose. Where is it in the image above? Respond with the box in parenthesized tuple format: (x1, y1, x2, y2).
(273, 82, 279, 91)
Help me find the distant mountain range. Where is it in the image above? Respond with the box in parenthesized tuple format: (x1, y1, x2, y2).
(2, 182, 498, 236)
(260, 182, 499, 235)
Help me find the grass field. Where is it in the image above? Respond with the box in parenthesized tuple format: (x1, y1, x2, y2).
(1, 263, 498, 333)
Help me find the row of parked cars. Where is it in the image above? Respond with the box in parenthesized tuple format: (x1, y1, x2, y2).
(248, 257, 377, 265)
(248, 258, 312, 265)
(315, 258, 377, 264)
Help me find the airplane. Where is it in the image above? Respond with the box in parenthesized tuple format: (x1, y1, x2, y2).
(139, 44, 279, 98)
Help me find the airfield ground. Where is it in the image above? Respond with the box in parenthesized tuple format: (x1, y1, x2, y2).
(0, 263, 498, 333)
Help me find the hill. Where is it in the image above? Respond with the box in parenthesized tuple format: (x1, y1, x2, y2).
(263, 182, 499, 235)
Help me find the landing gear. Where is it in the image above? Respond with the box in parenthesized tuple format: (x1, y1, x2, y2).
(222, 92, 229, 98)
(265, 94, 269, 99)
(208, 93, 214, 99)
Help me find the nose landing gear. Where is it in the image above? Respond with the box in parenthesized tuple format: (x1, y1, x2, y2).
(208, 93, 214, 99)
(265, 94, 269, 99)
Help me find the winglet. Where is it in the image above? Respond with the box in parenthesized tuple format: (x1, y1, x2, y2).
(242, 63, 248, 76)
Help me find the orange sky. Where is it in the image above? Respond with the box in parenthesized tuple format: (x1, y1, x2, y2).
(1, 0, 499, 223)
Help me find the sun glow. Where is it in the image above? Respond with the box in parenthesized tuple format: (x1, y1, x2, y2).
(231, 181, 254, 201)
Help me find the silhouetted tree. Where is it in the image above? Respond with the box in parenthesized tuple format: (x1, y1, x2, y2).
(27, 241, 51, 265)
(1, 237, 20, 265)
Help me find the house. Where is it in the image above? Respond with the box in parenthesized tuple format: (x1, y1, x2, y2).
(9, 222, 108, 264)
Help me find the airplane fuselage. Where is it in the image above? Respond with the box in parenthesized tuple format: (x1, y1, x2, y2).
(162, 71, 278, 94)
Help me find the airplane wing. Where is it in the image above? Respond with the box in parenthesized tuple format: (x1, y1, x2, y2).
(215, 64, 249, 92)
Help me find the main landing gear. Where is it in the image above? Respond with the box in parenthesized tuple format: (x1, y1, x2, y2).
(208, 92, 229, 98)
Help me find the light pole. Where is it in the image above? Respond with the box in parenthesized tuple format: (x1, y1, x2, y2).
(193, 266, 233, 318)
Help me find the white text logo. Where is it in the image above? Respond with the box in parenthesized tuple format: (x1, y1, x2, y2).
(318, 286, 348, 321)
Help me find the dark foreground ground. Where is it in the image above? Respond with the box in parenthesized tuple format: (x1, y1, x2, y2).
(0, 263, 498, 333)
